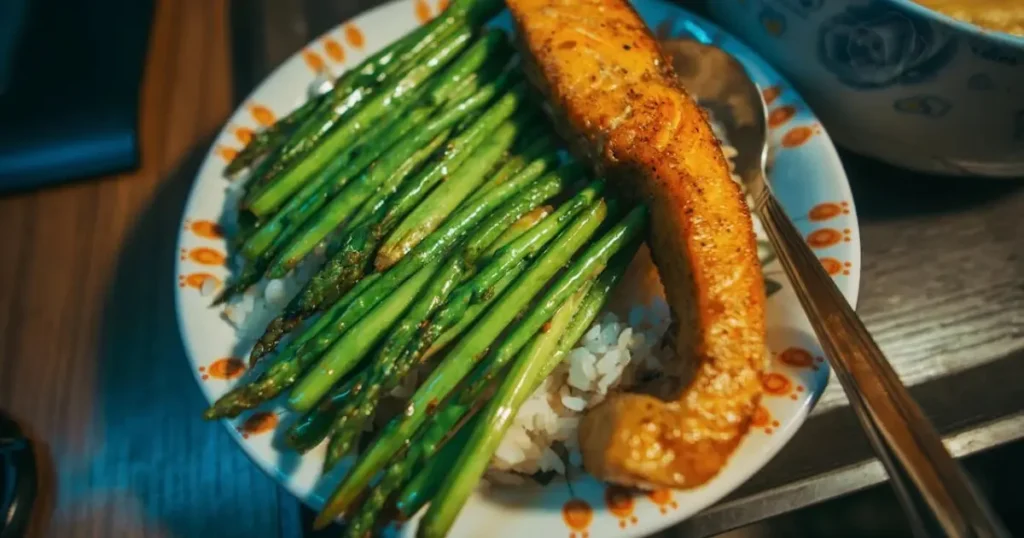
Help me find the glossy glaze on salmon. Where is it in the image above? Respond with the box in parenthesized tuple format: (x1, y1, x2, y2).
(506, 0, 768, 489)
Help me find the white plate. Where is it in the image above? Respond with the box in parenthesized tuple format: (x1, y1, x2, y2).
(175, 1, 862, 536)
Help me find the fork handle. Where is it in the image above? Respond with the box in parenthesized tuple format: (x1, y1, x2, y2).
(753, 188, 1008, 538)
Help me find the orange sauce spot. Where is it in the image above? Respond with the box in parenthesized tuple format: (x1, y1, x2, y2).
(751, 405, 770, 427)
(790, 394, 798, 400)
(762, 86, 781, 105)
(189, 219, 224, 239)
(808, 202, 843, 221)
(323, 38, 345, 63)
(772, 420, 780, 427)
(249, 104, 276, 127)
(646, 489, 677, 511)
(188, 247, 226, 266)
(240, 412, 278, 437)
(208, 357, 245, 380)
(344, 24, 365, 48)
(762, 372, 792, 395)
(768, 106, 796, 128)
(198, 366, 206, 372)
(216, 145, 238, 163)
(415, 0, 432, 23)
(782, 125, 815, 148)
(182, 273, 219, 289)
(234, 126, 255, 145)
(779, 347, 815, 368)
(605, 486, 635, 519)
(807, 228, 843, 249)
(765, 427, 773, 434)
(562, 499, 593, 532)
(437, 0, 450, 11)
(797, 385, 805, 392)
(303, 49, 326, 72)
(820, 257, 843, 275)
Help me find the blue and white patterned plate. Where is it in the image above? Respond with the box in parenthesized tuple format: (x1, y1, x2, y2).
(175, 1, 861, 536)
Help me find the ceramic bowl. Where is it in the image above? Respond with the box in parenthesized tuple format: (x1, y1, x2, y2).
(707, 0, 1024, 178)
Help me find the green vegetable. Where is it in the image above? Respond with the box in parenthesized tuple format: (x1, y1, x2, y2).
(202, 273, 381, 419)
(315, 193, 613, 522)
(288, 260, 443, 412)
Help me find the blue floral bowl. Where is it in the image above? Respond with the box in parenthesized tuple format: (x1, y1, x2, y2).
(706, 0, 1024, 178)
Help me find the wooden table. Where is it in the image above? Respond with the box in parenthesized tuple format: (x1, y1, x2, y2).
(1, 1, 1022, 537)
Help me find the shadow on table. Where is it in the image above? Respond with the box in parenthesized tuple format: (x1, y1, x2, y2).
(839, 150, 1024, 223)
(85, 139, 293, 538)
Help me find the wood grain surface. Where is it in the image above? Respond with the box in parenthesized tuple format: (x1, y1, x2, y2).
(0, 1, 1021, 537)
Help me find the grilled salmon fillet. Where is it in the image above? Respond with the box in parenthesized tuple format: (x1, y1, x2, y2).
(507, 0, 768, 489)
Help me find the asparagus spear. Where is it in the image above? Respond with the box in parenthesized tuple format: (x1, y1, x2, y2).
(285, 369, 369, 453)
(225, 93, 325, 177)
(375, 114, 540, 271)
(268, 128, 452, 276)
(398, 241, 637, 522)
(270, 87, 546, 315)
(417, 242, 642, 536)
(276, 143, 566, 366)
(216, 126, 446, 308)
(227, 16, 430, 179)
(243, 0, 505, 209)
(320, 171, 566, 469)
(202, 273, 381, 419)
(288, 259, 444, 413)
(265, 78, 528, 275)
(407, 175, 598, 358)
(237, 102, 436, 263)
(239, 32, 435, 210)
(246, 27, 475, 218)
(343, 409, 481, 538)
(314, 195, 613, 523)
(240, 37, 511, 263)
(372, 112, 553, 243)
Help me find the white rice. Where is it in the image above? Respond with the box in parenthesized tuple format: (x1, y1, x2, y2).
(486, 301, 673, 477)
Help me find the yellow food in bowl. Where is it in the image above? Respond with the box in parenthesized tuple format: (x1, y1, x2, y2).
(915, 0, 1024, 36)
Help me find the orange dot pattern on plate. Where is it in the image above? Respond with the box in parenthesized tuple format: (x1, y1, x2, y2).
(646, 489, 679, 514)
(415, 0, 433, 23)
(806, 228, 844, 249)
(344, 24, 365, 48)
(234, 126, 255, 145)
(207, 357, 246, 380)
(249, 104, 276, 127)
(820, 257, 843, 276)
(323, 38, 345, 62)
(303, 49, 326, 72)
(808, 201, 848, 221)
(782, 125, 816, 147)
(778, 347, 814, 368)
(239, 412, 278, 438)
(188, 219, 224, 239)
(768, 105, 796, 128)
(763, 372, 792, 395)
(179, 273, 219, 289)
(751, 405, 770, 427)
(762, 85, 781, 105)
(188, 247, 226, 266)
(562, 498, 593, 537)
(605, 486, 638, 528)
(215, 145, 238, 162)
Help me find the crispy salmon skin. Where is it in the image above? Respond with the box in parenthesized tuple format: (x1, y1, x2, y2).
(507, 0, 768, 489)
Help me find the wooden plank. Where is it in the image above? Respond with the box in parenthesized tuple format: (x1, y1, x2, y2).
(0, 1, 286, 536)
